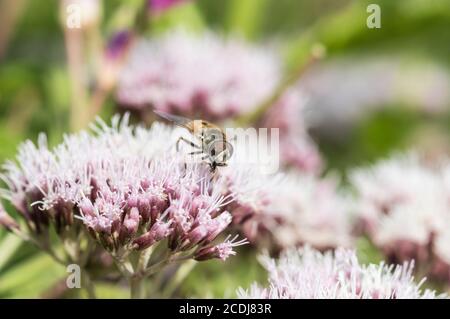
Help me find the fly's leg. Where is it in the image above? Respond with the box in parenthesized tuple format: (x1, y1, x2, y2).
(209, 161, 217, 173)
(187, 150, 204, 155)
(176, 136, 202, 152)
(186, 150, 206, 165)
(194, 153, 213, 168)
(177, 137, 201, 176)
(199, 154, 217, 173)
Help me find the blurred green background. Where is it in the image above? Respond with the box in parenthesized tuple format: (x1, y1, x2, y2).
(0, 0, 449, 297)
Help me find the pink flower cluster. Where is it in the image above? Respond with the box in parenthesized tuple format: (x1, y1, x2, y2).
(351, 153, 450, 282)
(262, 89, 322, 173)
(0, 115, 246, 264)
(223, 154, 353, 251)
(238, 246, 444, 299)
(116, 30, 281, 121)
(116, 30, 322, 173)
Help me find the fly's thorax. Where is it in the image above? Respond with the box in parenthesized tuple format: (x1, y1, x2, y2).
(188, 119, 233, 166)
(203, 128, 226, 145)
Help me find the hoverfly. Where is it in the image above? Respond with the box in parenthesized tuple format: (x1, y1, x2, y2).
(154, 110, 234, 172)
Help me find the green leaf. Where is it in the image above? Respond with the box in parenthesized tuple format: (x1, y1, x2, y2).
(226, 0, 268, 39)
(92, 283, 129, 299)
(356, 237, 384, 265)
(105, 0, 145, 33)
(283, 0, 450, 71)
(180, 249, 265, 298)
(0, 134, 22, 162)
(151, 2, 206, 34)
(0, 253, 66, 298)
(0, 233, 23, 272)
(283, 1, 365, 71)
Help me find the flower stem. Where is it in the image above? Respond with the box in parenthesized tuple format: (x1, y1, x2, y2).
(82, 270, 97, 299)
(137, 246, 154, 273)
(162, 259, 197, 298)
(130, 275, 146, 299)
(234, 49, 322, 127)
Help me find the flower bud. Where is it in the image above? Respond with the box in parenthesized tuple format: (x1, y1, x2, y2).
(133, 220, 172, 250)
(119, 223, 137, 244)
(106, 30, 133, 62)
(138, 197, 151, 223)
(149, 195, 168, 223)
(132, 233, 152, 250)
(194, 235, 248, 261)
(151, 220, 173, 242)
(0, 205, 20, 231)
(123, 207, 140, 234)
(127, 195, 139, 208)
(193, 245, 216, 261)
(205, 212, 232, 242)
(171, 206, 191, 235)
(187, 225, 208, 245)
(11, 196, 28, 216)
(190, 196, 207, 217)
(78, 197, 96, 217)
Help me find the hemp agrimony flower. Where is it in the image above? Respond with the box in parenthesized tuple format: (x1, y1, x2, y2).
(116, 30, 322, 173)
(224, 162, 353, 252)
(116, 30, 281, 121)
(0, 114, 247, 297)
(351, 152, 450, 283)
(238, 246, 445, 299)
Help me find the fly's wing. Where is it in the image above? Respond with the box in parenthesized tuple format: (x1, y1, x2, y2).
(153, 110, 193, 131)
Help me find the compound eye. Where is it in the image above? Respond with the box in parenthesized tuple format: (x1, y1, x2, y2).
(204, 129, 223, 145)
(206, 140, 234, 162)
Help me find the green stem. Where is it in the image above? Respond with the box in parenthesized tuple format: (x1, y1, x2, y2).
(82, 270, 97, 299)
(142, 258, 170, 277)
(234, 49, 323, 127)
(162, 259, 197, 298)
(137, 246, 153, 272)
(130, 275, 146, 299)
(62, 12, 89, 132)
(112, 253, 134, 277)
(0, 233, 22, 271)
(0, 0, 26, 60)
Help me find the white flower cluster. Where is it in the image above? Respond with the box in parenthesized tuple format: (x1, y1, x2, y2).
(224, 153, 353, 250)
(0, 115, 246, 263)
(117, 30, 281, 120)
(238, 247, 444, 299)
(351, 153, 450, 281)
